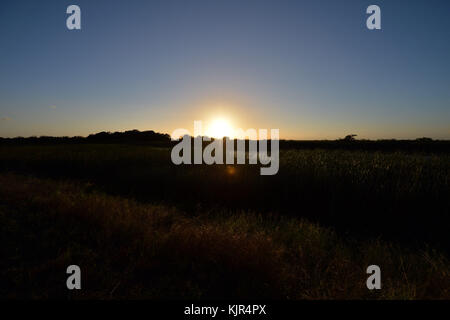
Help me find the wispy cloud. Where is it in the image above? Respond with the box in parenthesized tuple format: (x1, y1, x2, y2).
(49, 105, 57, 109)
(1, 117, 11, 121)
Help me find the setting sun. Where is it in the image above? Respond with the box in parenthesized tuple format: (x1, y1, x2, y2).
(205, 118, 234, 139)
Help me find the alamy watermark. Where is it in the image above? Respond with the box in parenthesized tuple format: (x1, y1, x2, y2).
(171, 121, 279, 176)
(65, 4, 381, 31)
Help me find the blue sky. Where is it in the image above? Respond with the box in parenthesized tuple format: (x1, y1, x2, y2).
(0, 0, 449, 139)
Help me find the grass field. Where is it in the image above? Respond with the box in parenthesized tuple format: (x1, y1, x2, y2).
(0, 143, 449, 299)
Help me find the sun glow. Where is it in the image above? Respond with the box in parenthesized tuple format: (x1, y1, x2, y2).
(205, 118, 234, 139)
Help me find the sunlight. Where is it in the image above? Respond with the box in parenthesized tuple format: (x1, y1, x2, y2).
(205, 117, 234, 139)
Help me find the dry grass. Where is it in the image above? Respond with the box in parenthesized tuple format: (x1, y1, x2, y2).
(0, 173, 448, 299)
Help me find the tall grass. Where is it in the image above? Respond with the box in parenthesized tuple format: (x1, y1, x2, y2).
(0, 144, 448, 248)
(0, 173, 448, 299)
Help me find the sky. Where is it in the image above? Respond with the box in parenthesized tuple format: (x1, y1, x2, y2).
(0, 0, 449, 139)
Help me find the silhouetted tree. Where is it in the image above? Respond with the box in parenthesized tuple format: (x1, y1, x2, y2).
(344, 134, 357, 141)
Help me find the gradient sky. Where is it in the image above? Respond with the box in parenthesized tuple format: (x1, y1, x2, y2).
(0, 0, 449, 139)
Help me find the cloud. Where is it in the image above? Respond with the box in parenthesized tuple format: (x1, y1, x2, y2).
(1, 117, 11, 121)
(49, 105, 57, 109)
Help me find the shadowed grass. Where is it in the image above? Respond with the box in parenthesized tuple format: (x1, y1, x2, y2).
(0, 173, 448, 299)
(0, 144, 448, 250)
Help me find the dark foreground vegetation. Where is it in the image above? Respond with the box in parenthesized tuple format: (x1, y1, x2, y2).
(1, 173, 448, 299)
(0, 133, 449, 299)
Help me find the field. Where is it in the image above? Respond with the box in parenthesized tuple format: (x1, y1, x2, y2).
(0, 142, 449, 299)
